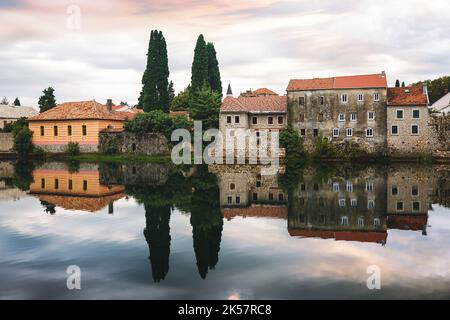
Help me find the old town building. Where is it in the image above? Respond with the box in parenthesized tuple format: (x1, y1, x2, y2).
(286, 72, 388, 153)
(0, 104, 38, 129)
(386, 86, 433, 156)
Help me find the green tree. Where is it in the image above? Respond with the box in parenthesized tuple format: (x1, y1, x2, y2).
(124, 110, 173, 138)
(38, 87, 56, 113)
(401, 81, 405, 87)
(206, 42, 222, 96)
(139, 30, 170, 112)
(395, 80, 400, 87)
(191, 35, 209, 91)
(413, 76, 450, 104)
(188, 86, 221, 130)
(14, 97, 21, 106)
(170, 89, 190, 111)
(13, 126, 33, 158)
(168, 80, 175, 105)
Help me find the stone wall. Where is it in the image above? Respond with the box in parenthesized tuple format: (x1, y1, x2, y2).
(99, 132, 169, 156)
(0, 133, 13, 152)
(430, 114, 450, 158)
(37, 144, 98, 153)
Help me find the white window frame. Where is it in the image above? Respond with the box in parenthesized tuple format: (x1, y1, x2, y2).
(374, 218, 380, 226)
(346, 182, 353, 193)
(368, 199, 375, 209)
(358, 217, 364, 226)
(391, 125, 399, 136)
(332, 182, 340, 193)
(366, 128, 374, 138)
(368, 111, 375, 121)
(341, 94, 348, 104)
(396, 201, 404, 212)
(412, 109, 421, 119)
(396, 109, 404, 120)
(413, 201, 421, 211)
(332, 128, 340, 137)
(339, 198, 346, 207)
(346, 128, 353, 137)
(341, 216, 349, 226)
(366, 182, 374, 193)
(357, 93, 364, 102)
(351, 112, 357, 122)
(338, 113, 345, 122)
(411, 125, 419, 136)
(351, 199, 358, 207)
(374, 93, 380, 102)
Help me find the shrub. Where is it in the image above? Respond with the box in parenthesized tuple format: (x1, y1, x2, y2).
(67, 142, 80, 156)
(104, 139, 119, 154)
(125, 110, 174, 139)
(314, 133, 337, 158)
(280, 127, 305, 166)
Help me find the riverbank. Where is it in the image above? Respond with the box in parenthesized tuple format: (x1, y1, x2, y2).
(44, 153, 172, 164)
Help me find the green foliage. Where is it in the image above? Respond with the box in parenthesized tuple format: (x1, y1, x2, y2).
(13, 126, 33, 158)
(313, 133, 337, 158)
(413, 76, 450, 104)
(170, 88, 190, 111)
(67, 142, 80, 156)
(14, 97, 21, 106)
(103, 138, 119, 155)
(139, 30, 170, 112)
(168, 80, 175, 105)
(280, 127, 305, 166)
(32, 146, 46, 160)
(206, 42, 222, 96)
(124, 110, 174, 138)
(402, 81, 405, 87)
(12, 161, 34, 191)
(395, 79, 400, 87)
(191, 34, 209, 91)
(38, 87, 56, 113)
(188, 86, 221, 130)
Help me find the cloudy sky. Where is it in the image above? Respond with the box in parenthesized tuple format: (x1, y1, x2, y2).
(1, 0, 450, 107)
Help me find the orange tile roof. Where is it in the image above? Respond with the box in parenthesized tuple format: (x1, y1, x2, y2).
(222, 205, 288, 220)
(287, 72, 388, 91)
(387, 215, 428, 231)
(253, 88, 278, 96)
(289, 229, 387, 244)
(387, 86, 428, 106)
(37, 193, 125, 212)
(220, 96, 287, 113)
(28, 100, 129, 122)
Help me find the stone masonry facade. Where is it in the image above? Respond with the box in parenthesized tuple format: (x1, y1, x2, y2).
(99, 131, 169, 156)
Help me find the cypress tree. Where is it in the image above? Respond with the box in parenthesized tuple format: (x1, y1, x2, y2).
(38, 87, 56, 113)
(206, 42, 222, 96)
(395, 79, 400, 87)
(14, 97, 21, 106)
(191, 35, 209, 91)
(402, 81, 405, 87)
(139, 30, 170, 112)
(168, 80, 175, 105)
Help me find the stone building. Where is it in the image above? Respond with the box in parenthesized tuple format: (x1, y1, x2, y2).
(286, 72, 388, 154)
(0, 104, 37, 129)
(386, 86, 433, 156)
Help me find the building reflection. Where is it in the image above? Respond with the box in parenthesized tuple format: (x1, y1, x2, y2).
(29, 162, 125, 213)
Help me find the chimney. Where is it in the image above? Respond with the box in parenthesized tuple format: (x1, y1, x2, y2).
(106, 99, 113, 113)
(423, 85, 430, 105)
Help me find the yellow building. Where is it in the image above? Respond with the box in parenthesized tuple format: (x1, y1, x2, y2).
(28, 100, 131, 153)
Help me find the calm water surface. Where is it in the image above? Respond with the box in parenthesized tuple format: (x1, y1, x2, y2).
(0, 161, 450, 299)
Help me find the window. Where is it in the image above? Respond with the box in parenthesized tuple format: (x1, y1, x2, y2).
(396, 201, 404, 211)
(341, 216, 349, 226)
(299, 97, 305, 105)
(227, 196, 232, 204)
(413, 109, 420, 119)
(236, 196, 241, 204)
(230, 183, 235, 190)
(320, 96, 325, 105)
(68, 125, 72, 136)
(300, 183, 306, 191)
(368, 200, 375, 209)
(341, 94, 348, 103)
(82, 125, 87, 136)
(346, 128, 353, 137)
(252, 193, 258, 201)
(313, 129, 319, 137)
(396, 110, 404, 119)
(132, 143, 136, 152)
(392, 186, 398, 196)
(333, 183, 340, 193)
(83, 180, 88, 191)
(368, 112, 375, 121)
(41, 178, 45, 189)
(40, 126, 45, 136)
(339, 198, 346, 207)
(252, 117, 257, 125)
(332, 128, 340, 137)
(68, 179, 73, 190)
(300, 129, 306, 136)
(366, 182, 374, 193)
(357, 93, 364, 102)
(278, 116, 284, 124)
(268, 116, 273, 125)
(269, 193, 274, 201)
(227, 116, 232, 124)
(235, 116, 240, 124)
(374, 218, 381, 226)
(413, 202, 420, 211)
(358, 217, 364, 226)
(299, 114, 305, 122)
(54, 179, 59, 190)
(351, 113, 357, 122)
(366, 128, 374, 137)
(278, 193, 284, 201)
(411, 125, 419, 135)
(412, 185, 419, 196)
(351, 199, 358, 207)
(338, 113, 345, 122)
(391, 125, 399, 135)
(374, 93, 380, 102)
(346, 182, 353, 192)
(53, 126, 58, 136)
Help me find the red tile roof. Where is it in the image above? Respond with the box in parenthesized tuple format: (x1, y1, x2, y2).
(289, 229, 387, 244)
(253, 88, 278, 96)
(220, 96, 287, 113)
(287, 72, 388, 91)
(387, 86, 428, 106)
(28, 100, 130, 122)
